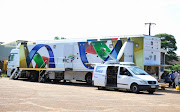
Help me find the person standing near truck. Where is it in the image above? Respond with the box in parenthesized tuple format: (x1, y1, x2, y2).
(169, 71, 175, 88)
(161, 71, 172, 87)
(174, 71, 179, 79)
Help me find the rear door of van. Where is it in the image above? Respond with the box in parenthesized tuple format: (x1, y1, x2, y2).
(93, 66, 107, 86)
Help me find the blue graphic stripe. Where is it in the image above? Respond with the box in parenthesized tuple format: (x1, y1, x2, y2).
(26, 44, 55, 68)
(104, 40, 122, 61)
(78, 42, 94, 69)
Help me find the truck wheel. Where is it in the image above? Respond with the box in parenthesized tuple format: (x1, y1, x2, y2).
(98, 86, 102, 90)
(29, 71, 38, 82)
(85, 73, 92, 85)
(147, 90, 155, 94)
(51, 79, 59, 84)
(131, 84, 139, 93)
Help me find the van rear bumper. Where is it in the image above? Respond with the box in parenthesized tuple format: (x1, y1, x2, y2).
(139, 85, 159, 91)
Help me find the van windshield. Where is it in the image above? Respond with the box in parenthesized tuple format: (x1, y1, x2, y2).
(128, 67, 149, 75)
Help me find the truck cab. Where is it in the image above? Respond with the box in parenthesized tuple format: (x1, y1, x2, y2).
(7, 49, 20, 77)
(92, 62, 159, 94)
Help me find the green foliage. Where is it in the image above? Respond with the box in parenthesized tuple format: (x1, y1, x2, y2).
(54, 36, 60, 40)
(1, 73, 7, 77)
(61, 37, 66, 39)
(164, 69, 171, 74)
(172, 64, 180, 71)
(54, 37, 66, 40)
(155, 33, 178, 64)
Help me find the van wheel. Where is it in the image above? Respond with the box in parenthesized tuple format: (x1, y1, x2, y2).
(85, 73, 92, 85)
(131, 84, 139, 93)
(148, 90, 155, 94)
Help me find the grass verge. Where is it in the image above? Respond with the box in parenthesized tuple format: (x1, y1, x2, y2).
(1, 73, 7, 77)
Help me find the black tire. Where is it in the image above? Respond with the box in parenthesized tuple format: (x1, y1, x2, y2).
(131, 84, 140, 93)
(98, 86, 102, 90)
(148, 90, 155, 94)
(51, 79, 59, 84)
(13, 73, 19, 80)
(29, 71, 38, 82)
(85, 73, 92, 85)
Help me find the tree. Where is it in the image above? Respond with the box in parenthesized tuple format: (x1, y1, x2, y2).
(54, 36, 66, 40)
(54, 36, 60, 40)
(172, 64, 180, 71)
(155, 33, 178, 64)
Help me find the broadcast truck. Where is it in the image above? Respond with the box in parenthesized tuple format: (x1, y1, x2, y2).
(7, 38, 134, 84)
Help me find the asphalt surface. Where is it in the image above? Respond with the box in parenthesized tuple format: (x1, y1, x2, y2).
(0, 77, 180, 112)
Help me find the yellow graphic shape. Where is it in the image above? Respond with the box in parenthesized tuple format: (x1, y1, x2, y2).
(20, 45, 32, 68)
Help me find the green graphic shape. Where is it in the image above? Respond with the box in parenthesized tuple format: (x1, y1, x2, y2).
(33, 53, 45, 68)
(92, 41, 111, 60)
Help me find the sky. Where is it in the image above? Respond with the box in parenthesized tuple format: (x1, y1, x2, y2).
(0, 0, 180, 54)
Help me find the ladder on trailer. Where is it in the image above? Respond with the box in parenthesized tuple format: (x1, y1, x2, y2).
(10, 68, 21, 79)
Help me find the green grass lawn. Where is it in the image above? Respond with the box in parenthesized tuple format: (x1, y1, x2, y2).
(1, 73, 7, 77)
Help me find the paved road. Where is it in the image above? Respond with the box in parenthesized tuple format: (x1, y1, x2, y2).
(0, 77, 180, 112)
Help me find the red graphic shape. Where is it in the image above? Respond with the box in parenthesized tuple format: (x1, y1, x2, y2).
(35, 56, 49, 68)
(85, 43, 97, 54)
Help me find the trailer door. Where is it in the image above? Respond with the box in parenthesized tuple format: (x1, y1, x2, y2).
(64, 45, 74, 69)
(124, 41, 134, 62)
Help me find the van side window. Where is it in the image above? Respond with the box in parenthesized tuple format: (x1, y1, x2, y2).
(120, 67, 131, 76)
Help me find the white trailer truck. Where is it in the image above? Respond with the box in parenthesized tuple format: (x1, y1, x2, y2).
(7, 38, 134, 84)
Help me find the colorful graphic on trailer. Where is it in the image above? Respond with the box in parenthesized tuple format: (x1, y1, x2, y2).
(78, 38, 122, 69)
(19, 39, 123, 69)
(19, 44, 55, 68)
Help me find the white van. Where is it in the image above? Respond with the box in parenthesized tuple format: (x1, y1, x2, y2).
(92, 63, 159, 94)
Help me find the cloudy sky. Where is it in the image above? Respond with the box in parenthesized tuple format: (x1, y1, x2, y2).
(0, 0, 180, 54)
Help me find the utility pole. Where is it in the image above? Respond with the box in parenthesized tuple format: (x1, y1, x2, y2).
(145, 23, 156, 35)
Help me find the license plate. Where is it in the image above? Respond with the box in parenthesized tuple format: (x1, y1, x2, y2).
(151, 85, 156, 88)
